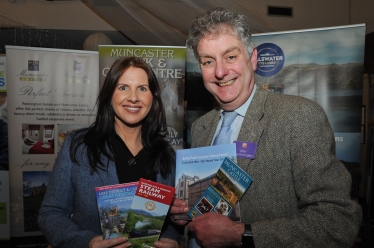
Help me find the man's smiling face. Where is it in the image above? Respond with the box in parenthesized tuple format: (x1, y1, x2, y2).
(197, 30, 257, 111)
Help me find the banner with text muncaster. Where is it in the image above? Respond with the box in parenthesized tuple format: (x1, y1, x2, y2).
(99, 45, 186, 150)
(6, 46, 99, 238)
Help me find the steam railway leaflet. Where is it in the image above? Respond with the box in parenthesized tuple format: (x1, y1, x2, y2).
(95, 182, 139, 240)
(188, 157, 253, 219)
(126, 178, 176, 248)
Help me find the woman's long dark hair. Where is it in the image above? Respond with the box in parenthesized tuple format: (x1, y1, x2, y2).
(70, 57, 174, 178)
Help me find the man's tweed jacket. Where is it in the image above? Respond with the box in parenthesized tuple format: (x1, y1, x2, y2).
(191, 86, 362, 248)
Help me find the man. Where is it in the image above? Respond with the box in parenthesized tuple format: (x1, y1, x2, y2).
(170, 7, 362, 248)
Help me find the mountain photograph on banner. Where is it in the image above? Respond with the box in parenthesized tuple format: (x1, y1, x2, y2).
(252, 24, 366, 164)
(98, 46, 186, 151)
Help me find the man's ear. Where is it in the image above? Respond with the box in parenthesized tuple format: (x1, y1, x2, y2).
(250, 47, 258, 71)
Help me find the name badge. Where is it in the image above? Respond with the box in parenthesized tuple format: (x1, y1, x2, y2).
(234, 141, 257, 159)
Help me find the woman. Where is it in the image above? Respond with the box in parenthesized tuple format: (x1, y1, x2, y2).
(38, 57, 179, 248)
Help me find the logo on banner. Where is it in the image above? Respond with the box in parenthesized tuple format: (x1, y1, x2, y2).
(256, 43, 284, 77)
(28, 60, 39, 71)
(65, 61, 90, 83)
(74, 61, 82, 73)
(18, 64, 48, 82)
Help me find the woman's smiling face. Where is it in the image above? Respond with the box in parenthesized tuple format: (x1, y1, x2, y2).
(111, 66, 153, 128)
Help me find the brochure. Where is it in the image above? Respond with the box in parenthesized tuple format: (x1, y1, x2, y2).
(126, 178, 176, 248)
(173, 143, 237, 220)
(188, 157, 253, 219)
(95, 182, 139, 240)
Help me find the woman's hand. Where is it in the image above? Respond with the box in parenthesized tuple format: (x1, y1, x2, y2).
(89, 236, 131, 248)
(154, 238, 179, 248)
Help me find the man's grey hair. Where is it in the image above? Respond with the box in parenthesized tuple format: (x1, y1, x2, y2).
(187, 7, 255, 60)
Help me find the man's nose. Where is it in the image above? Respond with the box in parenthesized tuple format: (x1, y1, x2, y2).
(215, 60, 229, 79)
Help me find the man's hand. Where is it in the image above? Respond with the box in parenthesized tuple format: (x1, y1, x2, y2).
(188, 212, 244, 248)
(89, 236, 131, 248)
(169, 197, 190, 225)
(154, 238, 179, 248)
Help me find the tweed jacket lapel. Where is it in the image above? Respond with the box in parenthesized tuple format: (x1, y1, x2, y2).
(237, 87, 268, 170)
(191, 108, 221, 148)
(192, 86, 268, 170)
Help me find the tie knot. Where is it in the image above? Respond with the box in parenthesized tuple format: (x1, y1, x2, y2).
(222, 111, 237, 127)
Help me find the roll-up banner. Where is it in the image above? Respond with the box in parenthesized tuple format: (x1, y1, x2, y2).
(0, 54, 10, 242)
(186, 24, 366, 169)
(6, 46, 99, 246)
(98, 45, 186, 150)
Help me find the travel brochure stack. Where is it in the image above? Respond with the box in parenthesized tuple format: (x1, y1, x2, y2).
(95, 178, 175, 248)
(95, 143, 253, 246)
(174, 143, 253, 221)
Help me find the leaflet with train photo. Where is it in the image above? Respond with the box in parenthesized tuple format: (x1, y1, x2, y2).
(95, 179, 175, 248)
(126, 178, 175, 248)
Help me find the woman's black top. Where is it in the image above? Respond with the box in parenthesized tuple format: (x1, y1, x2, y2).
(111, 131, 157, 183)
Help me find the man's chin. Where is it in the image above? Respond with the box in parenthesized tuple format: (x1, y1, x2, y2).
(216, 100, 238, 111)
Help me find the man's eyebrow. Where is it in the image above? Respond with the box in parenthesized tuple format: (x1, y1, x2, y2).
(223, 46, 241, 55)
(198, 53, 214, 59)
(199, 46, 241, 58)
